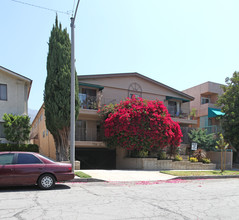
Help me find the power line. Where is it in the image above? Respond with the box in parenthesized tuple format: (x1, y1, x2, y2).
(72, 0, 76, 17)
(10, 0, 71, 15)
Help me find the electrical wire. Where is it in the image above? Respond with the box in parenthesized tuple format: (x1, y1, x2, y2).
(72, 0, 76, 17)
(10, 0, 71, 15)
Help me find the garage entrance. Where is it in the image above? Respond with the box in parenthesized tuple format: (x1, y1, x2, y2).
(75, 148, 116, 169)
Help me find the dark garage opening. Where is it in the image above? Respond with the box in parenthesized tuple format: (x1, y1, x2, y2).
(75, 148, 116, 169)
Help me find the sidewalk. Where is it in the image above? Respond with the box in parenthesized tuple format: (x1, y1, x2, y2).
(70, 169, 239, 183)
(71, 169, 176, 182)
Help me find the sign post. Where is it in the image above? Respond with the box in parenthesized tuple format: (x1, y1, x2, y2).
(189, 142, 198, 161)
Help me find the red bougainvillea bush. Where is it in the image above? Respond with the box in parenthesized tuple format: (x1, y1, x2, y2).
(98, 96, 182, 152)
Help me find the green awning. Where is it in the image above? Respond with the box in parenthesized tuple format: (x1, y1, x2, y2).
(166, 96, 190, 103)
(79, 82, 104, 91)
(208, 107, 225, 118)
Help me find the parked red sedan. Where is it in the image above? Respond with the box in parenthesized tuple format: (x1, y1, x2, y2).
(0, 152, 74, 189)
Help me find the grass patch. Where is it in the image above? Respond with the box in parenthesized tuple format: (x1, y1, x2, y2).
(160, 170, 239, 176)
(75, 171, 92, 178)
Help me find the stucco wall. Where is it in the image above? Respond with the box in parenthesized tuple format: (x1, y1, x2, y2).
(183, 81, 224, 118)
(0, 69, 29, 121)
(207, 151, 233, 169)
(31, 106, 56, 160)
(79, 75, 189, 104)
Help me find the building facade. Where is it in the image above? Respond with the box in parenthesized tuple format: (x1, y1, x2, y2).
(31, 72, 197, 168)
(183, 81, 224, 133)
(0, 66, 32, 143)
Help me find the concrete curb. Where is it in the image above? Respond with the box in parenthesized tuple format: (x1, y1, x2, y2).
(173, 175, 239, 180)
(69, 178, 105, 183)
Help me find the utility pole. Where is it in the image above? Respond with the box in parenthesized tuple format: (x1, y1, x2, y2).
(70, 0, 80, 172)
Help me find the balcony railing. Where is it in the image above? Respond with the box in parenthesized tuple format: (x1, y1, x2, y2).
(202, 125, 222, 134)
(75, 128, 103, 141)
(79, 94, 98, 110)
(167, 107, 190, 119)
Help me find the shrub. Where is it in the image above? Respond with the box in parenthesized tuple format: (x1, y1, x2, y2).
(167, 145, 180, 159)
(190, 157, 198, 162)
(202, 158, 211, 164)
(2, 113, 31, 144)
(188, 128, 217, 151)
(193, 149, 206, 162)
(158, 150, 168, 160)
(174, 155, 183, 161)
(99, 97, 182, 151)
(0, 143, 39, 152)
(131, 149, 148, 158)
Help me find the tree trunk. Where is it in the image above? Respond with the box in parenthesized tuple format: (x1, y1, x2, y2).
(53, 127, 70, 161)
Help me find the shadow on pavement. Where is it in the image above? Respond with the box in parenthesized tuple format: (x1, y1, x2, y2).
(0, 183, 71, 192)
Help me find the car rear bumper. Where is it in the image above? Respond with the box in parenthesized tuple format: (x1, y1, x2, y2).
(55, 172, 75, 182)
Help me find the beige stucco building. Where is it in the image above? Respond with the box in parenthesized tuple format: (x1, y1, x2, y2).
(31, 72, 197, 168)
(183, 81, 224, 133)
(0, 66, 32, 143)
(30, 104, 56, 159)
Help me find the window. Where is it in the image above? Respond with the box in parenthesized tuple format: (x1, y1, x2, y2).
(0, 122, 6, 138)
(79, 88, 97, 109)
(16, 153, 43, 164)
(0, 84, 7, 101)
(128, 82, 142, 98)
(168, 101, 177, 116)
(0, 153, 14, 165)
(43, 130, 45, 138)
(201, 97, 210, 104)
(46, 129, 48, 136)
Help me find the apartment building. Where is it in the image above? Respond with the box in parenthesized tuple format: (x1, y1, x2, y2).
(0, 66, 32, 143)
(31, 72, 196, 168)
(183, 81, 224, 133)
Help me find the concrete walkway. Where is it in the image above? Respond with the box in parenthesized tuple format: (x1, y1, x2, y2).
(79, 169, 175, 182)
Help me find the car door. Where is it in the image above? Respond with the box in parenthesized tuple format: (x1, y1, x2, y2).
(13, 153, 45, 185)
(0, 153, 15, 186)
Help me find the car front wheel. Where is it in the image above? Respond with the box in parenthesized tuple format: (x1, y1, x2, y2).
(38, 174, 55, 190)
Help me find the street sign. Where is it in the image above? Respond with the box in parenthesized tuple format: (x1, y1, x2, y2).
(191, 143, 197, 151)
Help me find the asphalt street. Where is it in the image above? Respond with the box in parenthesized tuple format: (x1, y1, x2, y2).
(0, 178, 239, 220)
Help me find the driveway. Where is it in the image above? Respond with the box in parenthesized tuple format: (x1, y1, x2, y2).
(80, 169, 175, 181)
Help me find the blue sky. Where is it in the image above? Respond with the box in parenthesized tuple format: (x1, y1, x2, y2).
(1, 0, 239, 111)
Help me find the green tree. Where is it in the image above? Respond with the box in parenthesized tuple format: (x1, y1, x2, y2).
(217, 72, 239, 162)
(188, 128, 217, 151)
(2, 113, 31, 145)
(216, 133, 229, 172)
(44, 16, 80, 161)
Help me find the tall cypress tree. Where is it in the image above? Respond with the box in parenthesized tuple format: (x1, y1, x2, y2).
(44, 16, 80, 161)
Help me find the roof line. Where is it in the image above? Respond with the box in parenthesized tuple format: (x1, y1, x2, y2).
(78, 72, 194, 100)
(0, 66, 32, 82)
(0, 66, 32, 98)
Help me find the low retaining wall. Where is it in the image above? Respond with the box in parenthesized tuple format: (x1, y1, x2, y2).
(207, 151, 233, 169)
(117, 157, 216, 170)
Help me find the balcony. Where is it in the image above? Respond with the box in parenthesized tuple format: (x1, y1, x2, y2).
(75, 128, 103, 141)
(199, 103, 218, 117)
(168, 107, 197, 125)
(75, 127, 105, 148)
(79, 94, 98, 110)
(202, 125, 222, 134)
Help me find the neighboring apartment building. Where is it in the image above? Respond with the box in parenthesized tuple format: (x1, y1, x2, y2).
(183, 81, 224, 133)
(31, 72, 196, 168)
(0, 66, 32, 143)
(30, 104, 56, 159)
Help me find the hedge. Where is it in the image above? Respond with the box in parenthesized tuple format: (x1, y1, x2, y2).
(0, 143, 39, 152)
